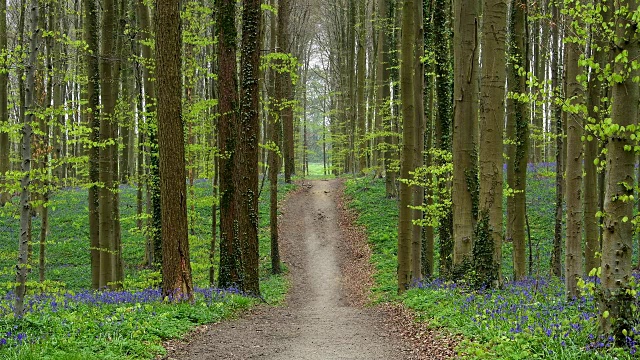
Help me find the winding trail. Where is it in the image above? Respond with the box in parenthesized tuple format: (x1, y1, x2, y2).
(164, 179, 413, 359)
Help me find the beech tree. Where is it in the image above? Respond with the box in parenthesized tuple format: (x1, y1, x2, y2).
(156, 0, 193, 300)
(476, 0, 507, 287)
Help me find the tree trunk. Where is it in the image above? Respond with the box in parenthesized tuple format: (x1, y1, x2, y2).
(599, 0, 638, 342)
(564, 11, 583, 298)
(16, 0, 38, 317)
(506, 0, 528, 281)
(477, 0, 507, 287)
(156, 0, 193, 300)
(280, 0, 294, 182)
(452, 0, 478, 275)
(237, 0, 262, 295)
(550, 1, 563, 277)
(217, 0, 242, 289)
(84, 0, 101, 290)
(356, 0, 367, 174)
(398, 0, 416, 294)
(0, 0, 8, 206)
(411, 0, 424, 282)
(434, 0, 453, 278)
(270, 0, 282, 275)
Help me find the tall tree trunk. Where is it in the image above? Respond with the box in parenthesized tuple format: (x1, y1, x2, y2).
(411, 0, 424, 281)
(280, 0, 294, 182)
(84, 0, 101, 289)
(550, 1, 564, 277)
(434, 0, 453, 278)
(238, 0, 262, 295)
(0, 0, 8, 206)
(270, 0, 282, 275)
(564, 10, 583, 299)
(156, 0, 193, 300)
(599, 0, 638, 342)
(217, 0, 242, 289)
(398, 0, 416, 294)
(452, 0, 478, 275)
(16, 0, 38, 317)
(477, 0, 507, 287)
(584, 7, 607, 277)
(356, 0, 367, 174)
(506, 0, 528, 281)
(137, 0, 160, 267)
(99, 0, 117, 289)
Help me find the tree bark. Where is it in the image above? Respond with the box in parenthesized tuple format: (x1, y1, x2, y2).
(599, 0, 638, 342)
(217, 0, 242, 289)
(452, 0, 478, 274)
(16, 0, 38, 317)
(564, 10, 583, 298)
(398, 0, 416, 293)
(238, 0, 262, 295)
(477, 0, 507, 287)
(156, 0, 193, 300)
(506, 0, 528, 281)
(84, 0, 101, 289)
(0, 0, 8, 206)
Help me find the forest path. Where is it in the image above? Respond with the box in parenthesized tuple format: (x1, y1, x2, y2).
(163, 179, 415, 359)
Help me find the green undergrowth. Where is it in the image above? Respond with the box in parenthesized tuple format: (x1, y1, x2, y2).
(344, 175, 639, 360)
(0, 179, 295, 359)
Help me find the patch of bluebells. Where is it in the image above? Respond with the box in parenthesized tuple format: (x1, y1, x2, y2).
(0, 286, 243, 350)
(416, 275, 640, 357)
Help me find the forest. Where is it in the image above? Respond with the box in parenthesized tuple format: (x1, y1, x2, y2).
(0, 0, 640, 358)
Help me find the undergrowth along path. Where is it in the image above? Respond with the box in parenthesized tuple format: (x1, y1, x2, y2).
(164, 179, 414, 359)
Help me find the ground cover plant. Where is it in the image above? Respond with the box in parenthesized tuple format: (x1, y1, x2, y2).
(344, 166, 640, 359)
(0, 180, 295, 359)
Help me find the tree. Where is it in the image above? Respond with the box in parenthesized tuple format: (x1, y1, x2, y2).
(269, 0, 282, 275)
(564, 6, 583, 299)
(433, 0, 453, 277)
(99, 0, 117, 289)
(506, 0, 528, 281)
(476, 0, 507, 287)
(280, 0, 294, 182)
(156, 0, 193, 300)
(451, 0, 478, 274)
(411, 0, 424, 282)
(237, 0, 262, 295)
(85, 0, 100, 289)
(0, 0, 8, 206)
(397, 0, 416, 293)
(599, 0, 638, 342)
(217, 0, 242, 289)
(16, 0, 39, 317)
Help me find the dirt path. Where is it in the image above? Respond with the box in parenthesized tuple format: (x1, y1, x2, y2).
(164, 179, 415, 359)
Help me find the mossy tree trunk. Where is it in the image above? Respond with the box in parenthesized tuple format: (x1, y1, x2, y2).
(238, 0, 262, 296)
(506, 0, 529, 281)
(216, 0, 242, 289)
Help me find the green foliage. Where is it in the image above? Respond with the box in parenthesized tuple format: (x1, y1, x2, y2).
(0, 179, 296, 358)
(344, 172, 639, 359)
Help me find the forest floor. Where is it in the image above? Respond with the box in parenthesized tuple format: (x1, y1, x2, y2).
(162, 179, 455, 359)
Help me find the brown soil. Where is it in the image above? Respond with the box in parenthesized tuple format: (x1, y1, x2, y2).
(162, 179, 457, 359)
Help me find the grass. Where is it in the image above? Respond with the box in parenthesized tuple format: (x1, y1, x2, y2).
(344, 167, 640, 359)
(0, 179, 296, 358)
